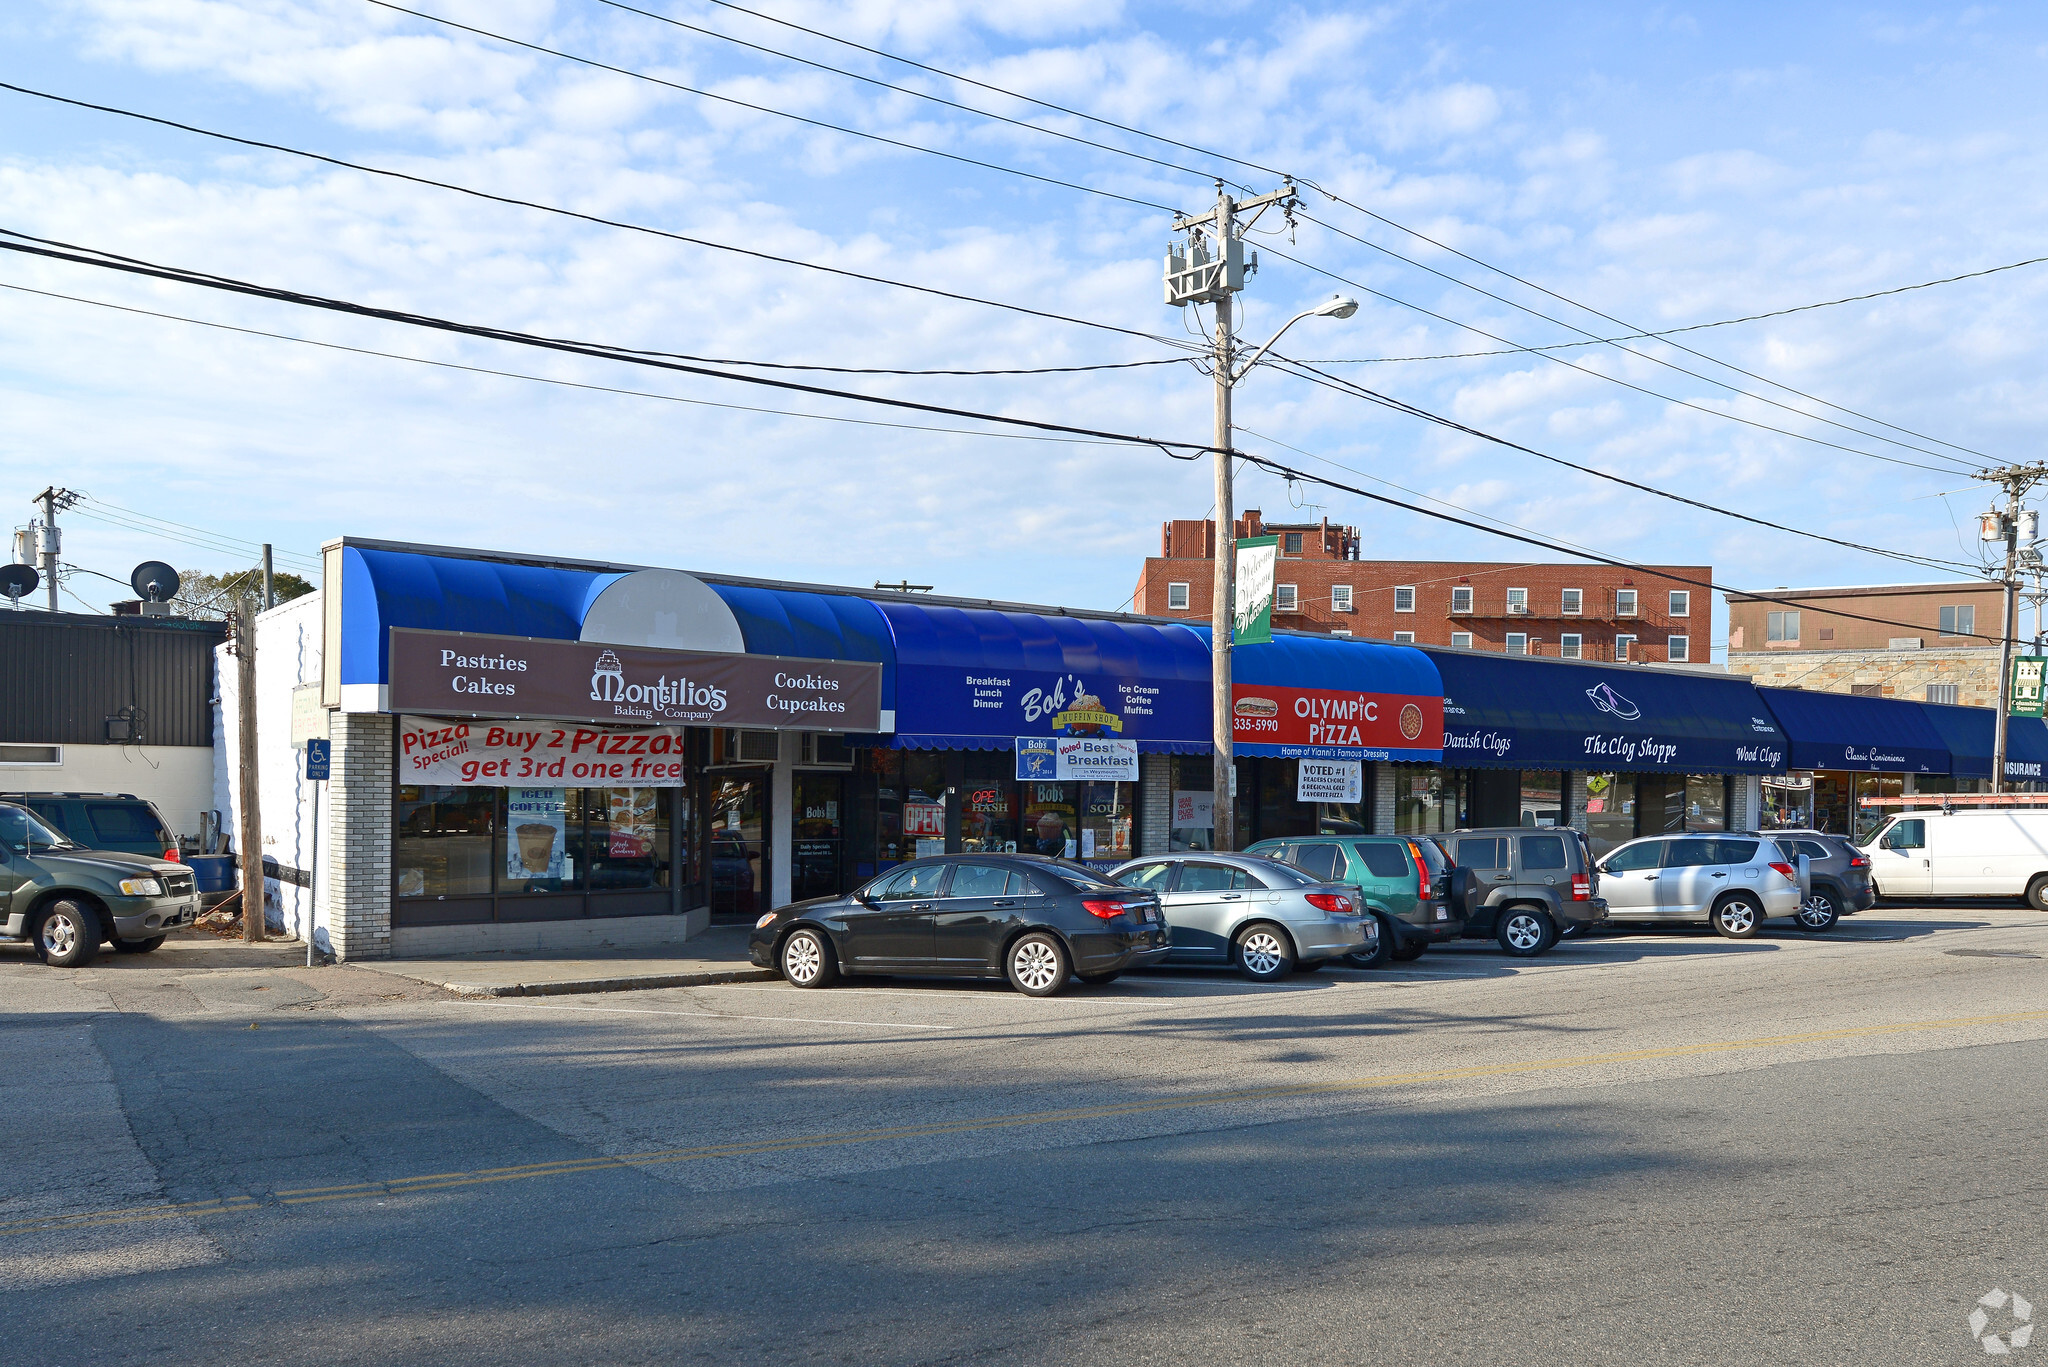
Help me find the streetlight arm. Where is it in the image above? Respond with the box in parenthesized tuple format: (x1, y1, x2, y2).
(1230, 295, 1358, 382)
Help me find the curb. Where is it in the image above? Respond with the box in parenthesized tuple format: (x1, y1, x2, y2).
(441, 967, 781, 998)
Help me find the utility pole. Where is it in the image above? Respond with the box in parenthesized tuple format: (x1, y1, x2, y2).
(1166, 179, 1295, 851)
(1977, 464, 2048, 793)
(261, 544, 274, 611)
(32, 487, 77, 612)
(232, 601, 266, 942)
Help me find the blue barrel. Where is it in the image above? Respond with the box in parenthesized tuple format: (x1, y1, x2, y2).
(186, 854, 237, 894)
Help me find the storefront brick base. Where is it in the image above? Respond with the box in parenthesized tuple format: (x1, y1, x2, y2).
(325, 712, 393, 961)
(1140, 753, 1171, 854)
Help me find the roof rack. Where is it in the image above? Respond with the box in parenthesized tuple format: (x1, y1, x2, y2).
(1858, 794, 2048, 810)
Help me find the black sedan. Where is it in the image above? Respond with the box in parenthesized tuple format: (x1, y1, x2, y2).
(748, 855, 1170, 997)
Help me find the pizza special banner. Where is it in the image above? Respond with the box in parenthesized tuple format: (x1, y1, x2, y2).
(1231, 684, 1444, 762)
(399, 716, 690, 786)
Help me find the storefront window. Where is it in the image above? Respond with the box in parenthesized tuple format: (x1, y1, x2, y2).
(1811, 771, 1851, 837)
(1520, 771, 1565, 827)
(1583, 774, 1635, 857)
(961, 752, 1019, 853)
(1022, 782, 1079, 858)
(1853, 774, 1902, 843)
(1684, 776, 1728, 832)
(396, 786, 495, 897)
(1761, 774, 1814, 829)
(709, 773, 767, 918)
(1169, 754, 1214, 851)
(585, 788, 671, 890)
(1080, 782, 1134, 862)
(1634, 776, 1689, 836)
(901, 752, 948, 859)
(1396, 765, 1465, 834)
(503, 787, 575, 893)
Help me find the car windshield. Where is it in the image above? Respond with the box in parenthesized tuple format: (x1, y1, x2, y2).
(0, 803, 76, 853)
(1249, 859, 1319, 887)
(1410, 838, 1448, 873)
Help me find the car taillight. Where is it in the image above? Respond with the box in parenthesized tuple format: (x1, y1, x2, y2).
(1849, 855, 1870, 868)
(1405, 842, 1431, 900)
(1082, 899, 1132, 920)
(1304, 892, 1353, 915)
(163, 848, 182, 862)
(1570, 874, 1590, 901)
(1768, 861, 1798, 883)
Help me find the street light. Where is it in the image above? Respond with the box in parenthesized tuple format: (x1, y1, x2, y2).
(1207, 291, 1357, 851)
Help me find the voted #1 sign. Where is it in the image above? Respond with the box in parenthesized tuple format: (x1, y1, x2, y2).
(1297, 759, 1362, 803)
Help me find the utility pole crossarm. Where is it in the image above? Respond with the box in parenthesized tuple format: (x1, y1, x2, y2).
(1171, 183, 1295, 233)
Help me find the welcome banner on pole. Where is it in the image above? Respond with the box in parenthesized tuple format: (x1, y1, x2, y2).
(1233, 535, 1277, 645)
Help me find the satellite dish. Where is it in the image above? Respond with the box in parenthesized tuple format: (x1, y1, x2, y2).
(130, 561, 181, 603)
(0, 564, 37, 603)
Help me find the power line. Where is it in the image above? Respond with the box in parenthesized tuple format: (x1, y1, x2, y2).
(72, 496, 322, 570)
(0, 280, 1163, 449)
(1264, 353, 1984, 579)
(362, 1, 1180, 213)
(0, 82, 1205, 357)
(1258, 243, 1972, 477)
(0, 228, 1225, 460)
(66, 504, 321, 572)
(1289, 209, 1985, 468)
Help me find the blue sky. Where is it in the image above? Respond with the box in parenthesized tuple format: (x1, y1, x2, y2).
(3, 1, 2045, 651)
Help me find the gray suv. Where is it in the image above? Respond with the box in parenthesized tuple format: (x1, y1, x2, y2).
(1443, 828, 1609, 956)
(1596, 833, 1810, 938)
(1764, 830, 1876, 930)
(1109, 853, 1373, 981)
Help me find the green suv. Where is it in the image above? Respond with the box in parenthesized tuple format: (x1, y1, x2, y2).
(0, 801, 198, 967)
(1245, 835, 1466, 966)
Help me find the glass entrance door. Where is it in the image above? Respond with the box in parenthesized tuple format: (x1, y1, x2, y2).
(707, 770, 769, 922)
(792, 771, 846, 902)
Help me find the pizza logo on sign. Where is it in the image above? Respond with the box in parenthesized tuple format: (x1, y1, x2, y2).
(1399, 703, 1425, 741)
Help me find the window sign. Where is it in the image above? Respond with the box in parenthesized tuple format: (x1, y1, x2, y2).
(1172, 790, 1215, 829)
(506, 788, 568, 884)
(1055, 736, 1139, 780)
(1016, 738, 1057, 780)
(1297, 759, 1362, 803)
(903, 802, 946, 837)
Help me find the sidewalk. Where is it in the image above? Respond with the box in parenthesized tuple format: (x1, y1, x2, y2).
(347, 925, 778, 997)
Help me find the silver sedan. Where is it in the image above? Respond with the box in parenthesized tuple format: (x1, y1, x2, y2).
(1107, 853, 1374, 981)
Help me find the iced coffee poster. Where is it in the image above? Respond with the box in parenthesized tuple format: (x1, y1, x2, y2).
(608, 788, 658, 858)
(507, 788, 567, 883)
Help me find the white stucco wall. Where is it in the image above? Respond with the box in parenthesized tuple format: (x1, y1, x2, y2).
(0, 744, 217, 843)
(214, 592, 325, 941)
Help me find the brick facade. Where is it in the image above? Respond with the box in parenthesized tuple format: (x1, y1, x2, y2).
(1139, 752, 1172, 856)
(1726, 581, 2005, 654)
(1133, 510, 1709, 664)
(324, 711, 393, 961)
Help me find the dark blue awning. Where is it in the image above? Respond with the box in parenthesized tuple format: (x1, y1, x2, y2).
(1757, 687, 1949, 774)
(1917, 701, 2048, 782)
(869, 603, 1213, 752)
(1426, 652, 1788, 774)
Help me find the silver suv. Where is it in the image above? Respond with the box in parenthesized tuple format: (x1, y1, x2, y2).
(1110, 853, 1373, 981)
(1594, 833, 1809, 938)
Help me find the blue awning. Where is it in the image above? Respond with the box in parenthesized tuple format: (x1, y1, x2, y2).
(867, 603, 1211, 752)
(708, 584, 896, 707)
(1916, 701, 2048, 782)
(1426, 652, 1788, 774)
(1756, 687, 1949, 774)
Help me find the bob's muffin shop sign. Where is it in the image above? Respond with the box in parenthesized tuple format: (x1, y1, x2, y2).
(387, 628, 883, 730)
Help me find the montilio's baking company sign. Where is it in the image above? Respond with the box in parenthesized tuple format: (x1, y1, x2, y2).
(387, 628, 883, 730)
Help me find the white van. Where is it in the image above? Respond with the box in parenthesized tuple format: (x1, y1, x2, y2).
(1863, 810, 2048, 908)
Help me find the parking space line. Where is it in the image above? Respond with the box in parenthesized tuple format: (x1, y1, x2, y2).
(464, 1001, 956, 1030)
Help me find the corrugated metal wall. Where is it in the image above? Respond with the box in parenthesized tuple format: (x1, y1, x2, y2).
(0, 613, 226, 746)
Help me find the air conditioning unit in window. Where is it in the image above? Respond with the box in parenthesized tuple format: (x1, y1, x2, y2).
(726, 729, 782, 763)
(800, 734, 852, 767)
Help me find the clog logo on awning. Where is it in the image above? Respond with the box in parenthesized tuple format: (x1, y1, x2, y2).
(1585, 682, 1640, 721)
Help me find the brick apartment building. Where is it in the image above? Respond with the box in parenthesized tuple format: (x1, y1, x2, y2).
(1725, 581, 2008, 705)
(1131, 512, 1711, 664)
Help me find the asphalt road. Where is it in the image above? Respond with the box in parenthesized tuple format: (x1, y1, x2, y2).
(6, 905, 2047, 1366)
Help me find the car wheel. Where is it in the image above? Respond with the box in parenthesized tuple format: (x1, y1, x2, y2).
(1389, 940, 1426, 962)
(1794, 888, 1840, 933)
(1345, 918, 1394, 969)
(1006, 932, 1070, 997)
(779, 928, 838, 989)
(1235, 924, 1296, 982)
(1496, 907, 1552, 957)
(35, 900, 100, 969)
(2027, 875, 2048, 913)
(1711, 895, 1763, 939)
(1076, 970, 1121, 985)
(114, 936, 167, 954)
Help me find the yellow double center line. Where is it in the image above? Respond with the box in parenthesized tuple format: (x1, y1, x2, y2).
(10, 1004, 2047, 1239)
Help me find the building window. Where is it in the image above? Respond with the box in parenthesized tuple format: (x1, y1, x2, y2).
(1166, 582, 1189, 611)
(1850, 684, 1882, 697)
(1450, 631, 1473, 649)
(1506, 587, 1529, 616)
(1451, 586, 1473, 614)
(1927, 683, 1959, 705)
(1505, 633, 1528, 655)
(1282, 532, 1303, 556)
(1392, 631, 1415, 644)
(1333, 584, 1354, 613)
(1667, 634, 1690, 663)
(1560, 633, 1583, 659)
(1392, 585, 1414, 613)
(1767, 610, 1800, 642)
(0, 744, 61, 765)
(1615, 589, 1638, 617)
(1561, 589, 1582, 616)
(1669, 590, 1690, 617)
(1275, 584, 1298, 612)
(1616, 634, 1636, 661)
(1940, 604, 1976, 637)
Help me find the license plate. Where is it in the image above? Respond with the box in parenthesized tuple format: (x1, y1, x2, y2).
(1143, 907, 1159, 923)
(1436, 908, 1449, 921)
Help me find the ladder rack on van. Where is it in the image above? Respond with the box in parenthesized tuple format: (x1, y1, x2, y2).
(1857, 794, 2048, 809)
